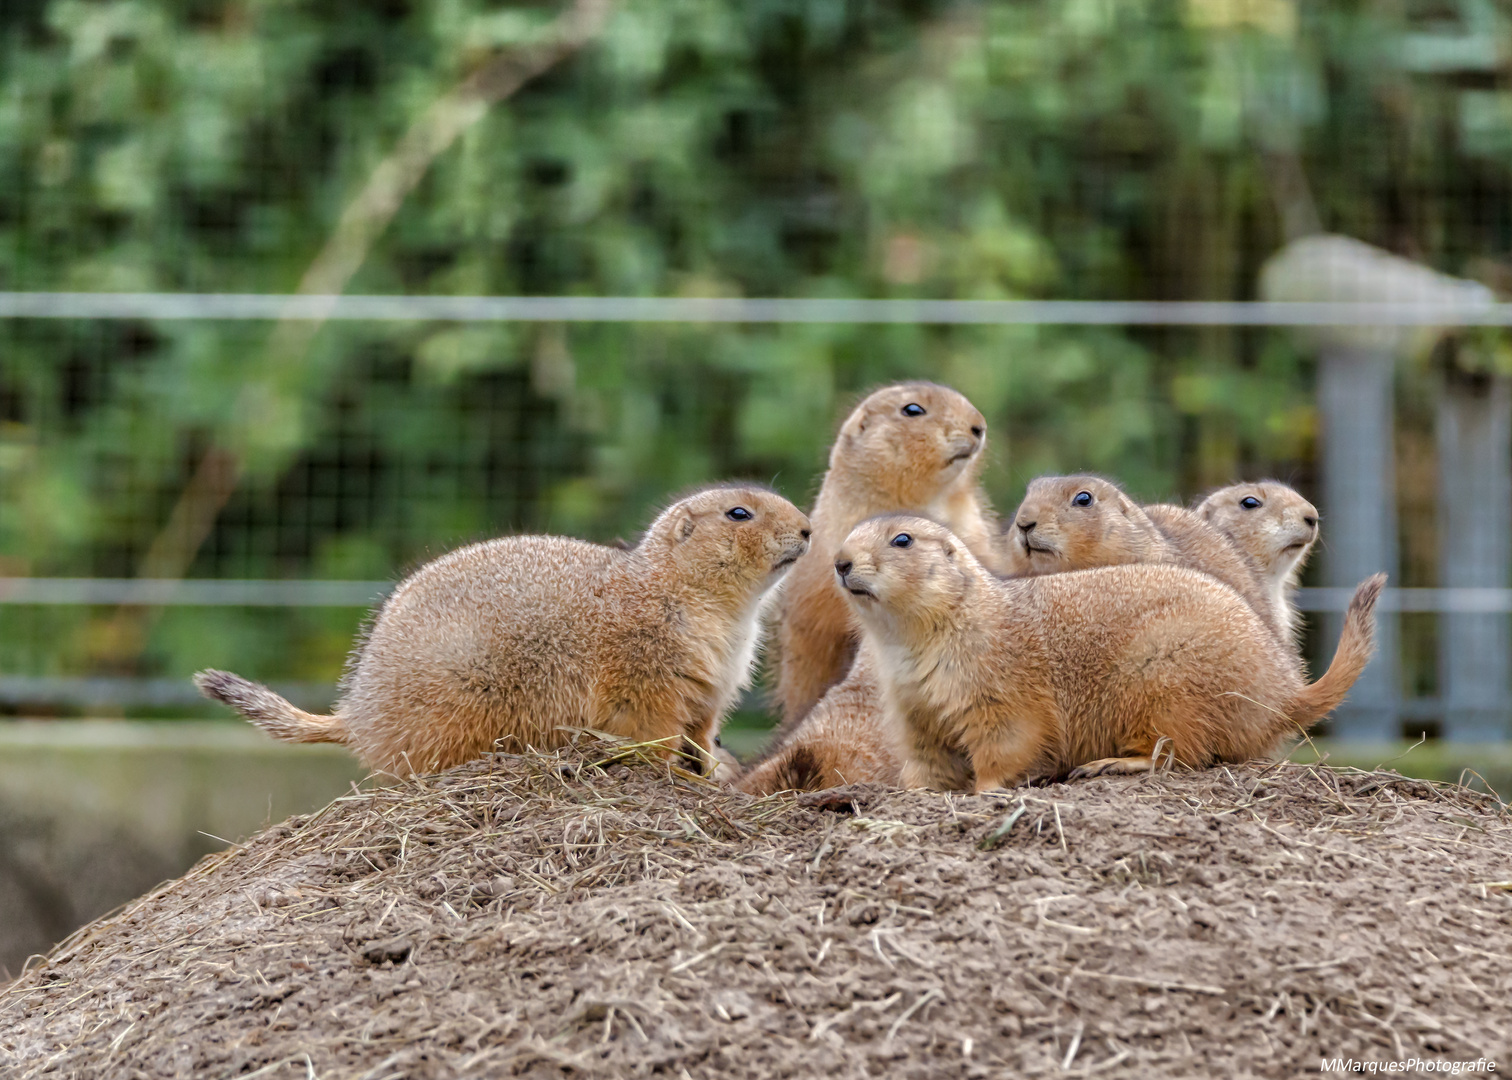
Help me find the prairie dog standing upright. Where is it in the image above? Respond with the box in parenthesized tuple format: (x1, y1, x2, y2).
(1007, 475, 1283, 642)
(196, 485, 811, 776)
(1196, 481, 1319, 646)
(773, 382, 1005, 730)
(836, 515, 1383, 792)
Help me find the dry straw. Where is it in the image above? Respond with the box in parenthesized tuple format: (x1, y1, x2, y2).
(2, 733, 1509, 1078)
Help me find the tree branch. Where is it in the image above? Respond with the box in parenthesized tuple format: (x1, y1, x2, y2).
(100, 0, 616, 666)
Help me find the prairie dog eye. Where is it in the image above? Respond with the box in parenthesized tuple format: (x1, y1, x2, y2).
(890, 533, 913, 548)
(1072, 491, 1094, 507)
(1239, 496, 1262, 510)
(726, 507, 753, 521)
(901, 403, 926, 417)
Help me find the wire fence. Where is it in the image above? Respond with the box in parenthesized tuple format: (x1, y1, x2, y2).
(7, 0, 1512, 744)
(1, 293, 1508, 741)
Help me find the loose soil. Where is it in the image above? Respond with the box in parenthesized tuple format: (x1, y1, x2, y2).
(2, 740, 1510, 1079)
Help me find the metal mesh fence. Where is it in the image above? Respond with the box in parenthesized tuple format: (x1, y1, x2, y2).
(0, 299, 1509, 744)
(6, 0, 1512, 742)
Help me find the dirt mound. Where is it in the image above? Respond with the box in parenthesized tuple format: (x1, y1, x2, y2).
(2, 741, 1510, 1078)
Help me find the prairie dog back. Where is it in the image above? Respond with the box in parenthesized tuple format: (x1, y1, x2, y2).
(1196, 481, 1319, 645)
(340, 536, 619, 764)
(198, 485, 811, 776)
(1141, 502, 1284, 642)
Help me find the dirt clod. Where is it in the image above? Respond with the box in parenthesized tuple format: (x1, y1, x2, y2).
(362, 936, 414, 965)
(2, 742, 1510, 1078)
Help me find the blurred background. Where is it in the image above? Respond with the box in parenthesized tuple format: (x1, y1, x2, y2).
(4, 0, 1512, 973)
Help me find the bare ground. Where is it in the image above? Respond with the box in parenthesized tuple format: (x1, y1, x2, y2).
(2, 740, 1510, 1079)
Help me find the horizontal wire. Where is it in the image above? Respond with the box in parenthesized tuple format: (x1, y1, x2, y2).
(1297, 587, 1512, 614)
(0, 578, 392, 607)
(3, 292, 1512, 325)
(0, 578, 1505, 612)
(0, 675, 335, 709)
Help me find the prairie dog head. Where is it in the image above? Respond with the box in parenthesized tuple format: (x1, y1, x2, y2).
(1006, 475, 1162, 575)
(833, 515, 982, 635)
(643, 485, 812, 604)
(1196, 481, 1319, 587)
(829, 383, 987, 510)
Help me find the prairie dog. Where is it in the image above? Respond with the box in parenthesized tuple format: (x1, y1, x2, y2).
(1006, 475, 1171, 575)
(1008, 475, 1283, 642)
(1196, 481, 1319, 646)
(1142, 502, 1287, 643)
(774, 382, 1006, 729)
(836, 515, 1383, 792)
(196, 485, 811, 776)
(738, 658, 901, 795)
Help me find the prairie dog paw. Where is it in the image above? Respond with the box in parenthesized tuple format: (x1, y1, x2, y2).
(1068, 756, 1155, 780)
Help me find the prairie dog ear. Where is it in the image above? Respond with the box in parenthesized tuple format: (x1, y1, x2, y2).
(676, 514, 698, 542)
(943, 539, 957, 559)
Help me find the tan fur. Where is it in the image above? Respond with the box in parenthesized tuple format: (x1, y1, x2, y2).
(738, 657, 902, 795)
(1196, 481, 1319, 647)
(773, 382, 1005, 730)
(1006, 475, 1173, 574)
(1142, 503, 1286, 643)
(196, 485, 810, 776)
(747, 478, 1323, 796)
(1007, 475, 1285, 642)
(837, 515, 1385, 792)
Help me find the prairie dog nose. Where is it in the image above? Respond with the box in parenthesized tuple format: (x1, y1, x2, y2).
(970, 425, 984, 439)
(834, 559, 853, 579)
(1017, 519, 1036, 534)
(800, 528, 812, 540)
(1303, 515, 1318, 530)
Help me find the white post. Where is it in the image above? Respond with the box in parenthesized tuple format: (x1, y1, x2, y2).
(1261, 235, 1497, 744)
(1317, 345, 1399, 740)
(1437, 372, 1512, 742)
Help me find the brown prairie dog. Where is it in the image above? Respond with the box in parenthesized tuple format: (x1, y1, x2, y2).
(1006, 475, 1170, 575)
(1196, 481, 1319, 646)
(774, 382, 1005, 731)
(836, 515, 1384, 792)
(196, 485, 811, 777)
(738, 657, 902, 795)
(1142, 502, 1288, 643)
(1007, 475, 1284, 642)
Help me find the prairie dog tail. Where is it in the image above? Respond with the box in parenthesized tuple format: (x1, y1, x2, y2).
(738, 744, 825, 797)
(1284, 573, 1387, 729)
(194, 669, 347, 745)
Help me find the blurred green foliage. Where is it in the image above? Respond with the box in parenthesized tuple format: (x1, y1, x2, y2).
(0, 0, 1509, 696)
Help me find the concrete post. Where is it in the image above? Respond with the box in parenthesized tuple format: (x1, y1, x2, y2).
(1317, 346, 1400, 739)
(1437, 371, 1512, 742)
(1261, 235, 1498, 743)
